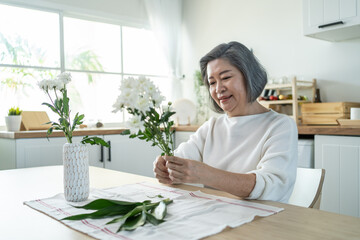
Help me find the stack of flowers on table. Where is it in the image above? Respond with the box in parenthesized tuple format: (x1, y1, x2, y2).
(113, 76, 175, 156)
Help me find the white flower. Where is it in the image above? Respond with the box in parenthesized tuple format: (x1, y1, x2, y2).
(57, 72, 72, 85)
(38, 72, 72, 91)
(38, 79, 50, 91)
(113, 76, 165, 113)
(127, 115, 144, 134)
(136, 97, 151, 113)
(151, 90, 165, 108)
(120, 77, 137, 91)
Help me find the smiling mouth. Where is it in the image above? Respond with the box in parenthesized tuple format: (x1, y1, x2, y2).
(219, 95, 232, 103)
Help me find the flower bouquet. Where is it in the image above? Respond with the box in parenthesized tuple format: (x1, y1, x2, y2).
(113, 76, 175, 156)
(38, 72, 108, 146)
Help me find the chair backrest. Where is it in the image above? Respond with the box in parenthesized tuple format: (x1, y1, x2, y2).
(288, 168, 325, 208)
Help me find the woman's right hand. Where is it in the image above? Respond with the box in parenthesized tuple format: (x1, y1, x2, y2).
(153, 155, 172, 184)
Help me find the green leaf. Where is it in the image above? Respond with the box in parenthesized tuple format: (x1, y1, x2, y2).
(118, 205, 147, 232)
(160, 111, 176, 123)
(147, 194, 164, 199)
(73, 198, 147, 210)
(81, 136, 109, 147)
(76, 114, 85, 124)
(63, 89, 69, 116)
(106, 205, 144, 225)
(42, 102, 58, 114)
(120, 129, 130, 135)
(129, 134, 138, 139)
(71, 112, 79, 131)
(59, 117, 69, 127)
(146, 212, 165, 226)
(62, 205, 134, 221)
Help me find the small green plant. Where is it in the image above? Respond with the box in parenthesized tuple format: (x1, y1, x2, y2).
(193, 70, 208, 123)
(8, 107, 22, 116)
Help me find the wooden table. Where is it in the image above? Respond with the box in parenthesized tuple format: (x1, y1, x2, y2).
(1, 166, 360, 240)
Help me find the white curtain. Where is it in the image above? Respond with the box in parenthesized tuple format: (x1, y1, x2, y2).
(144, 0, 183, 100)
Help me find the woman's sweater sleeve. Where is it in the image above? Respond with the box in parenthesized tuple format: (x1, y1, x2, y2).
(246, 117, 298, 203)
(174, 118, 214, 162)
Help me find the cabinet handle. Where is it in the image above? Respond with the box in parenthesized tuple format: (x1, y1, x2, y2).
(100, 145, 104, 162)
(318, 21, 344, 28)
(107, 141, 111, 162)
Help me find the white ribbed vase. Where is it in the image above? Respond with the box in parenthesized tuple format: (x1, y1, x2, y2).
(63, 143, 89, 202)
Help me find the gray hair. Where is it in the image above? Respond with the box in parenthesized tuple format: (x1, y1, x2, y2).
(199, 41, 267, 113)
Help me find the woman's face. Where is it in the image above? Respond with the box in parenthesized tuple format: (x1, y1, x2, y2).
(207, 58, 249, 117)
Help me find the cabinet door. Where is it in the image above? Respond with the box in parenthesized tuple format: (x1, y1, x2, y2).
(303, 0, 360, 41)
(324, 0, 340, 23)
(315, 135, 360, 217)
(0, 139, 16, 170)
(103, 135, 162, 177)
(340, 0, 357, 19)
(309, 0, 324, 27)
(16, 137, 67, 168)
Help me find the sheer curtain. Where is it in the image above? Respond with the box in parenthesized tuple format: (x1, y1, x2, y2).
(144, 0, 182, 101)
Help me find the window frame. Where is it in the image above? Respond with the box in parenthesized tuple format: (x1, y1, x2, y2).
(0, 2, 170, 125)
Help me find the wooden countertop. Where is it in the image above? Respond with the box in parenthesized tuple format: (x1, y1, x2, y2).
(297, 125, 360, 136)
(1, 124, 359, 139)
(0, 125, 201, 139)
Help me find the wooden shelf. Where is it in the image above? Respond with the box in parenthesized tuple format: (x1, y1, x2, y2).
(259, 100, 311, 105)
(259, 77, 317, 124)
(265, 81, 315, 90)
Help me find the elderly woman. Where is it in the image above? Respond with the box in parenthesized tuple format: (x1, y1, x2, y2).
(153, 41, 298, 203)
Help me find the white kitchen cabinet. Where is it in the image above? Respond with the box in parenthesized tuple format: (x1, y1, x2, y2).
(1, 136, 93, 169)
(0, 135, 161, 177)
(315, 134, 360, 217)
(16, 137, 68, 168)
(303, 0, 360, 41)
(101, 135, 162, 177)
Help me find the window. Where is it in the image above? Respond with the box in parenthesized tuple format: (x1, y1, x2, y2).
(122, 26, 169, 76)
(64, 17, 121, 72)
(0, 3, 170, 126)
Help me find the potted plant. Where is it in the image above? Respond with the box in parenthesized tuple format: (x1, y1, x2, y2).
(194, 70, 209, 124)
(5, 107, 22, 132)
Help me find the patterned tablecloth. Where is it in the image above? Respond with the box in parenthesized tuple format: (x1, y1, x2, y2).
(24, 182, 283, 240)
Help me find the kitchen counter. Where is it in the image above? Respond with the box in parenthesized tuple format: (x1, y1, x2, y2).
(297, 125, 360, 136)
(0, 125, 359, 139)
(0, 125, 201, 139)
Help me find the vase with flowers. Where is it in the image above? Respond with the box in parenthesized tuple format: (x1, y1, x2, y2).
(112, 76, 176, 156)
(38, 72, 109, 202)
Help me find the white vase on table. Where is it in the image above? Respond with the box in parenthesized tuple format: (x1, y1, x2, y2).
(63, 143, 89, 202)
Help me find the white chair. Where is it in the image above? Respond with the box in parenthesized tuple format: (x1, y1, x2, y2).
(288, 168, 325, 208)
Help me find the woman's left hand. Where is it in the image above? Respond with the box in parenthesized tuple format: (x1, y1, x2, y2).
(163, 155, 208, 184)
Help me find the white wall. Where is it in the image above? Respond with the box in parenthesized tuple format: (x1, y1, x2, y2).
(180, 0, 360, 103)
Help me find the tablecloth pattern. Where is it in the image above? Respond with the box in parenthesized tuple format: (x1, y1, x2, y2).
(24, 182, 283, 240)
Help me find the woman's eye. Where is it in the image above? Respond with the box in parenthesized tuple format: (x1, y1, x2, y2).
(222, 76, 231, 80)
(209, 82, 215, 85)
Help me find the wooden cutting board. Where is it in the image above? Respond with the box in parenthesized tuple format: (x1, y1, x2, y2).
(20, 111, 52, 131)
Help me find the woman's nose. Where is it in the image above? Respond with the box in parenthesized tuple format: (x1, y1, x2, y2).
(216, 81, 225, 93)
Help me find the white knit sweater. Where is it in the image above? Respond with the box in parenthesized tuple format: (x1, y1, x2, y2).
(174, 110, 298, 203)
